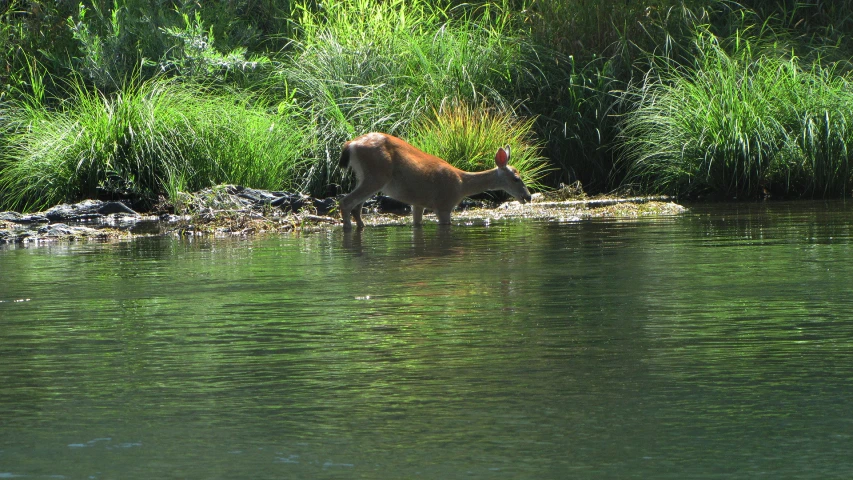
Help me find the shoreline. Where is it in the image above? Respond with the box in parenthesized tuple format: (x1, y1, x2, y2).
(0, 186, 686, 246)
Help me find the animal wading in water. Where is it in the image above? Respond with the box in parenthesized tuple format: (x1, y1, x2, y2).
(338, 132, 532, 230)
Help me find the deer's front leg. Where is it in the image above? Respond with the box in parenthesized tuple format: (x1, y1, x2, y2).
(412, 206, 424, 226)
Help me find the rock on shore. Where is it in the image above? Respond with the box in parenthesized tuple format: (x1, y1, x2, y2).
(0, 184, 686, 245)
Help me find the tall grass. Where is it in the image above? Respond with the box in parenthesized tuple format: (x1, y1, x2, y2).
(620, 30, 853, 198)
(409, 102, 548, 189)
(0, 76, 310, 211)
(279, 0, 541, 195)
(7, 0, 853, 204)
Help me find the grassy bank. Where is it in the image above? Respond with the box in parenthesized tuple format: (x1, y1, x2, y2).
(1, 0, 549, 210)
(0, 77, 310, 211)
(2, 1, 853, 212)
(621, 30, 853, 198)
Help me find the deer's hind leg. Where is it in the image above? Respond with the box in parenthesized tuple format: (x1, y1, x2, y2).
(341, 190, 372, 230)
(340, 176, 389, 230)
(340, 145, 395, 230)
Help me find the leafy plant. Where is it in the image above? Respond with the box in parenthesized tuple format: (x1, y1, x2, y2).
(158, 10, 272, 84)
(67, 1, 136, 90)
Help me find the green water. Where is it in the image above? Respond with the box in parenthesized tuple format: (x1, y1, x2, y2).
(1, 202, 852, 479)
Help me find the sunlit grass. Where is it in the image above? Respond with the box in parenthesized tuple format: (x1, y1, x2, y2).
(0, 76, 310, 211)
(409, 102, 548, 189)
(278, 0, 540, 196)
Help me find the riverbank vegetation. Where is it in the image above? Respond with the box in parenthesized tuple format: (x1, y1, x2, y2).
(2, 0, 853, 211)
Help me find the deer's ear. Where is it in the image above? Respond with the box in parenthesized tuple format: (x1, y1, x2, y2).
(495, 146, 509, 168)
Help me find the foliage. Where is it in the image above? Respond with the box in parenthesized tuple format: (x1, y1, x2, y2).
(735, 0, 853, 50)
(66, 1, 136, 90)
(4, 0, 853, 207)
(158, 10, 274, 85)
(620, 29, 853, 198)
(0, 77, 310, 211)
(278, 0, 541, 196)
(409, 102, 548, 189)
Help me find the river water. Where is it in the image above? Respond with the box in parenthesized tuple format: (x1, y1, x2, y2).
(1, 201, 852, 479)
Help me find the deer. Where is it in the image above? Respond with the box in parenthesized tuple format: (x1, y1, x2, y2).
(338, 132, 532, 230)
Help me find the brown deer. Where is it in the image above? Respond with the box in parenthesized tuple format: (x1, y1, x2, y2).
(339, 132, 532, 229)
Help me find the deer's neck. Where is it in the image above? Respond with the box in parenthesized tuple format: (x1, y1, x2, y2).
(459, 168, 501, 198)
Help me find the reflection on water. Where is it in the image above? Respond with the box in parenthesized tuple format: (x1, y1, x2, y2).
(1, 201, 852, 479)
